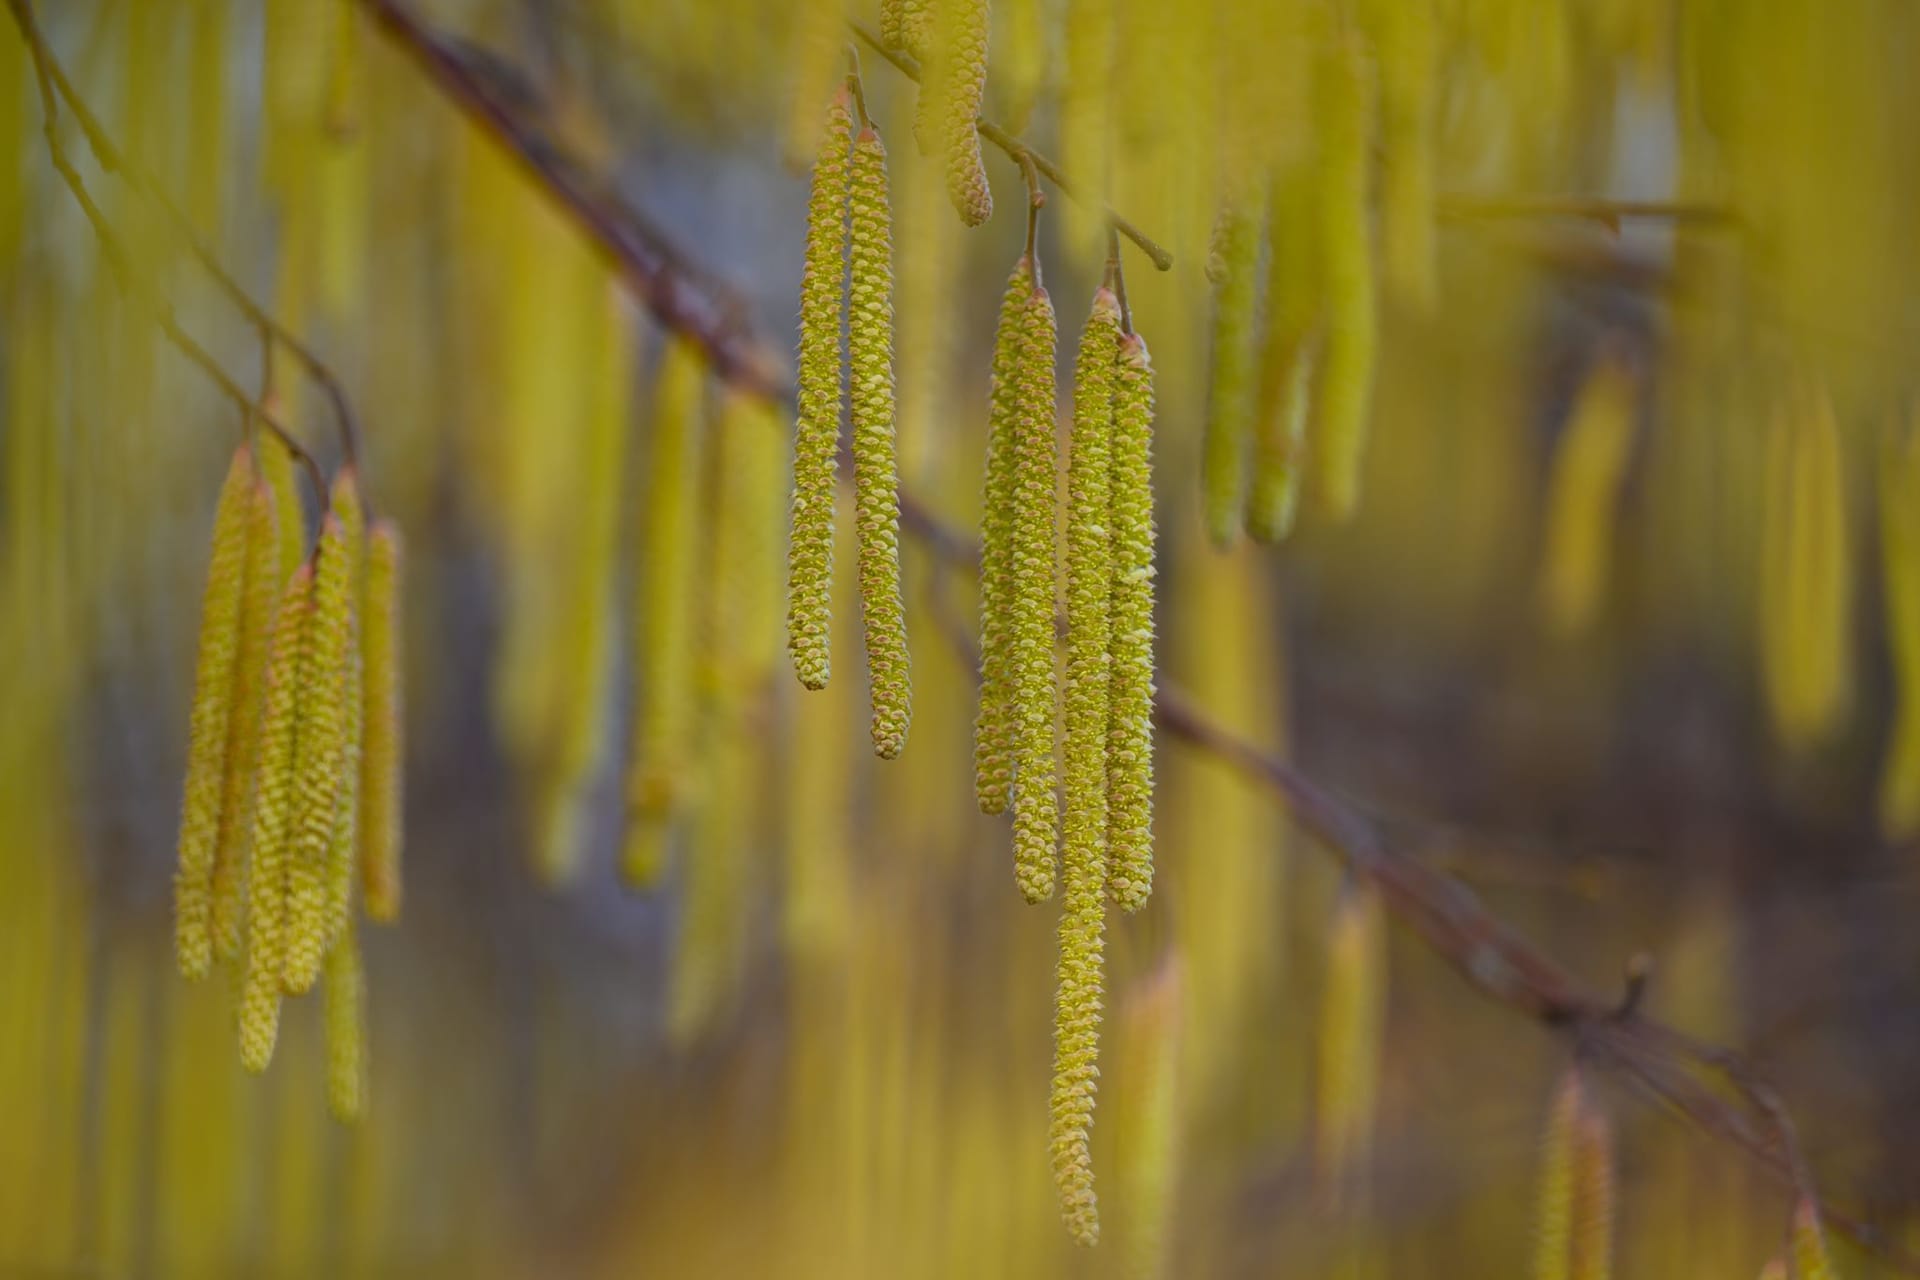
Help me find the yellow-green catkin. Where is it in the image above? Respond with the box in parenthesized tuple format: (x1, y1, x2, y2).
(1370, 0, 1437, 309)
(1790, 1197, 1836, 1280)
(1535, 1066, 1614, 1280)
(1314, 36, 1378, 523)
(974, 254, 1032, 815)
(1248, 164, 1319, 543)
(1537, 353, 1639, 635)
(258, 438, 309, 584)
(1534, 1069, 1581, 1280)
(882, 0, 933, 59)
(848, 122, 912, 759)
(1113, 958, 1182, 1278)
(1878, 422, 1920, 838)
(1107, 331, 1157, 912)
(323, 919, 367, 1123)
(1314, 881, 1387, 1203)
(624, 338, 707, 886)
(211, 473, 286, 963)
(323, 473, 368, 950)
(240, 564, 315, 1074)
(934, 0, 993, 227)
(1203, 197, 1261, 546)
(1010, 284, 1060, 903)
(1050, 286, 1122, 1247)
(176, 445, 255, 980)
(784, 0, 850, 168)
(360, 519, 404, 922)
(788, 87, 853, 693)
(284, 501, 358, 996)
(1762, 383, 1853, 748)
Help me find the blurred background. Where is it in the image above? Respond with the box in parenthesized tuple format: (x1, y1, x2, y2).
(3, 0, 1920, 1275)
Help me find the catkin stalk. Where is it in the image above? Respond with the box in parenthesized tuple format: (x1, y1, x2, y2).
(1107, 332, 1157, 911)
(1202, 198, 1262, 545)
(974, 255, 1032, 814)
(240, 565, 315, 1073)
(848, 123, 912, 759)
(1010, 284, 1060, 903)
(360, 519, 404, 922)
(788, 88, 854, 692)
(1050, 287, 1122, 1248)
(1314, 38, 1378, 523)
(176, 446, 255, 980)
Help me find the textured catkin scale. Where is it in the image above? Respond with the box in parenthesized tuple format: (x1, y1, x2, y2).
(283, 508, 357, 995)
(360, 519, 404, 922)
(1569, 1097, 1614, 1280)
(323, 919, 367, 1123)
(1313, 882, 1387, 1203)
(1202, 198, 1262, 546)
(624, 338, 707, 887)
(894, 0, 934, 59)
(974, 255, 1032, 815)
(1314, 37, 1378, 523)
(211, 477, 285, 964)
(788, 89, 853, 693)
(1010, 286, 1061, 903)
(1537, 355, 1638, 635)
(938, 0, 993, 227)
(1048, 288, 1122, 1248)
(1878, 425, 1920, 838)
(175, 446, 255, 981)
(1791, 1198, 1836, 1280)
(1248, 165, 1320, 544)
(1106, 332, 1157, 912)
(847, 124, 913, 760)
(239, 565, 315, 1074)
(258, 437, 309, 585)
(1533, 1069, 1581, 1280)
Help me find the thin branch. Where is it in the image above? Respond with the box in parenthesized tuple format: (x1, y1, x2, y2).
(359, 7, 1913, 1268)
(848, 19, 1175, 272)
(1437, 194, 1737, 233)
(12, 0, 361, 470)
(6, 0, 328, 510)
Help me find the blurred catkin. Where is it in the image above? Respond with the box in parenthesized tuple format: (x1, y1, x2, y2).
(324, 475, 367, 951)
(1202, 196, 1262, 545)
(1537, 354, 1638, 635)
(1790, 1197, 1836, 1280)
(1534, 1069, 1581, 1280)
(176, 445, 255, 980)
(240, 564, 315, 1073)
(1313, 37, 1378, 522)
(1058, 0, 1114, 264)
(784, 0, 850, 168)
(974, 254, 1032, 815)
(1368, 0, 1437, 309)
(931, 0, 993, 227)
(1570, 1098, 1614, 1280)
(1248, 164, 1319, 543)
(1314, 881, 1387, 1203)
(788, 88, 853, 693)
(625, 338, 707, 885)
(848, 123, 912, 759)
(323, 920, 367, 1123)
(258, 438, 310, 596)
(1106, 331, 1157, 912)
(1011, 285, 1060, 904)
(1761, 382, 1853, 748)
(359, 519, 404, 922)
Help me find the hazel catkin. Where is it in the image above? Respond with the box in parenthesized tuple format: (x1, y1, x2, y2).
(1314, 881, 1387, 1204)
(788, 88, 853, 693)
(1534, 1066, 1615, 1280)
(974, 254, 1032, 815)
(1314, 37, 1378, 523)
(1106, 331, 1157, 912)
(1203, 197, 1261, 545)
(176, 444, 255, 980)
(323, 918, 367, 1122)
(848, 122, 912, 759)
(934, 0, 993, 227)
(360, 518, 404, 922)
(1010, 283, 1060, 904)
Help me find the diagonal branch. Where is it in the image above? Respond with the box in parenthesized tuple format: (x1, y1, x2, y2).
(353, 5, 1915, 1269)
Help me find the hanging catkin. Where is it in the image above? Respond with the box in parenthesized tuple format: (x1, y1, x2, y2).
(258, 436, 309, 584)
(934, 0, 993, 227)
(240, 564, 315, 1073)
(848, 121, 912, 759)
(1202, 196, 1261, 545)
(1010, 283, 1060, 903)
(1050, 286, 1122, 1248)
(323, 919, 367, 1122)
(1790, 1197, 1836, 1280)
(1314, 37, 1378, 523)
(1314, 881, 1387, 1204)
(1879, 422, 1920, 838)
(1537, 352, 1638, 635)
(881, 0, 933, 59)
(784, 0, 851, 168)
(974, 254, 1032, 815)
(211, 472, 286, 963)
(360, 519, 404, 922)
(175, 445, 255, 980)
(1761, 382, 1853, 748)
(1534, 1066, 1614, 1280)
(1248, 164, 1319, 543)
(1106, 330, 1157, 912)
(788, 87, 853, 693)
(625, 338, 707, 886)
(1372, 0, 1437, 310)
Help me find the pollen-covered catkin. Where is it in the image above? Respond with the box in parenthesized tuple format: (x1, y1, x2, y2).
(323, 919, 367, 1122)
(974, 254, 1032, 814)
(788, 88, 853, 693)
(1106, 331, 1157, 912)
(284, 501, 357, 995)
(324, 475, 367, 949)
(360, 519, 404, 922)
(239, 564, 315, 1074)
(848, 122, 912, 759)
(936, 0, 993, 227)
(211, 475, 285, 963)
(1314, 37, 1378, 523)
(1049, 287, 1121, 1248)
(1010, 284, 1060, 903)
(882, 0, 933, 59)
(1791, 1196, 1836, 1280)
(176, 445, 255, 980)
(1203, 198, 1260, 545)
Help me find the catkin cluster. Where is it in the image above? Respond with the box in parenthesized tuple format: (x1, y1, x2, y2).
(785, 84, 912, 759)
(173, 449, 404, 1121)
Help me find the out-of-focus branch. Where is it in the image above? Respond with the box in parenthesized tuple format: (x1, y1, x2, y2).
(358, 5, 1909, 1268)
(5, 0, 329, 509)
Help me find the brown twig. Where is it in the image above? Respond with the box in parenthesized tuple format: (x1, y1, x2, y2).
(848, 19, 1174, 272)
(1437, 194, 1737, 234)
(6, 0, 328, 510)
